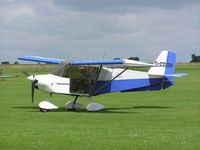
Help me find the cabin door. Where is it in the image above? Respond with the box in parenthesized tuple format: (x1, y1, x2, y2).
(69, 66, 99, 95)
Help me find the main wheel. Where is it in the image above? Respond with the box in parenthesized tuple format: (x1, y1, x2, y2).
(65, 101, 83, 110)
(40, 108, 48, 112)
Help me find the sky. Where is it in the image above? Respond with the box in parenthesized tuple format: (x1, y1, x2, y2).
(0, 0, 200, 63)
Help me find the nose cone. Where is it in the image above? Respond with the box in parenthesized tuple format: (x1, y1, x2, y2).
(27, 75, 34, 81)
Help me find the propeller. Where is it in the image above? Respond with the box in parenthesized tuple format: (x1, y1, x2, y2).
(24, 63, 48, 103)
(31, 75, 38, 103)
(23, 64, 42, 103)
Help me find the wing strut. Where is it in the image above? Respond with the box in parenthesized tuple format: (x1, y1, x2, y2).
(92, 67, 128, 96)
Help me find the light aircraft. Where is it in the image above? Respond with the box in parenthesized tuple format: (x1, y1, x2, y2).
(18, 50, 187, 112)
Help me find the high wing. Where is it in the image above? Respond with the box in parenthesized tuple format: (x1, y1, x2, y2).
(71, 59, 153, 67)
(18, 56, 153, 67)
(18, 56, 65, 64)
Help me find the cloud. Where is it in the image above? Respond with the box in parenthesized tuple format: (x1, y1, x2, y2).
(0, 0, 200, 63)
(52, 0, 200, 11)
(0, 2, 36, 24)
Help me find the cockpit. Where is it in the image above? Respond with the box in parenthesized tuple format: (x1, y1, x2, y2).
(52, 62, 99, 95)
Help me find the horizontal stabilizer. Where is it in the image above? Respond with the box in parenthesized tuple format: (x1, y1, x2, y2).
(165, 73, 189, 77)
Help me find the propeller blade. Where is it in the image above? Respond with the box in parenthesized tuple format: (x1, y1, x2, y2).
(31, 81, 34, 103)
(31, 79, 38, 103)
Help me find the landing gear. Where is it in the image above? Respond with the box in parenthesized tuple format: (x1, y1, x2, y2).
(65, 96, 83, 110)
(87, 103, 105, 112)
(65, 96, 105, 112)
(86, 97, 105, 112)
(38, 96, 105, 112)
(38, 100, 58, 112)
(40, 108, 48, 112)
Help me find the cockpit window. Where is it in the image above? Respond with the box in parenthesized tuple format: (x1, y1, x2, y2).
(51, 61, 70, 77)
(52, 63, 102, 94)
(69, 66, 99, 94)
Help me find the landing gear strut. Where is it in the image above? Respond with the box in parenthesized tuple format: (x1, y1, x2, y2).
(65, 96, 83, 110)
(71, 96, 79, 109)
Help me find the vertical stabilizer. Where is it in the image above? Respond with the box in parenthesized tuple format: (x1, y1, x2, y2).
(148, 50, 176, 89)
(148, 51, 176, 76)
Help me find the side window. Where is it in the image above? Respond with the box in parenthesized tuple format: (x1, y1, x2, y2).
(70, 66, 99, 94)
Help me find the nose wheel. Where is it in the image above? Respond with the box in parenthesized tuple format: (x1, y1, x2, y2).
(38, 100, 58, 112)
(40, 108, 49, 112)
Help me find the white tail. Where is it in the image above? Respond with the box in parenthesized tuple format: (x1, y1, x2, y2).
(148, 51, 176, 76)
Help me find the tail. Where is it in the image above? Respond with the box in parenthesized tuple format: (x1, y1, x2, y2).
(148, 50, 176, 89)
(148, 51, 176, 76)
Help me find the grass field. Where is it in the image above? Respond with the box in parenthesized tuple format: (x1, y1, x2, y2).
(0, 63, 200, 150)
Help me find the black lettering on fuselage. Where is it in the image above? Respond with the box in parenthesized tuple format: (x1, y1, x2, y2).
(154, 61, 173, 68)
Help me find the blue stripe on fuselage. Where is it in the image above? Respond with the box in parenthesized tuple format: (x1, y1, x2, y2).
(93, 78, 166, 96)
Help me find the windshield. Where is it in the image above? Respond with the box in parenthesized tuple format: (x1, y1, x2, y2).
(51, 61, 70, 77)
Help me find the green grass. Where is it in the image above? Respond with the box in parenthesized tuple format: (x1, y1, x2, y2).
(0, 64, 200, 150)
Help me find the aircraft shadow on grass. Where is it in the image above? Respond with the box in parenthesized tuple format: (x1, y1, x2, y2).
(12, 105, 173, 114)
(12, 106, 39, 111)
(100, 106, 173, 114)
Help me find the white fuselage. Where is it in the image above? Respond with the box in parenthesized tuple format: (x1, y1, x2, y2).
(28, 74, 70, 94)
(28, 67, 160, 95)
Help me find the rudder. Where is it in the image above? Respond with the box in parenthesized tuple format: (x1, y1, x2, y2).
(148, 50, 176, 89)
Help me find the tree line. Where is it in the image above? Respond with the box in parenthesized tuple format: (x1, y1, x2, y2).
(191, 54, 200, 62)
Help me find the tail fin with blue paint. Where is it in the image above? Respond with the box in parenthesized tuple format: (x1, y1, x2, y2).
(148, 50, 183, 89)
(148, 50, 176, 76)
